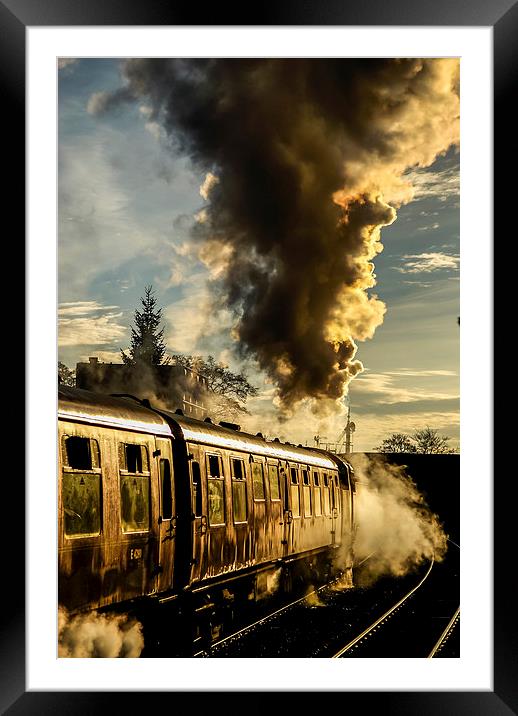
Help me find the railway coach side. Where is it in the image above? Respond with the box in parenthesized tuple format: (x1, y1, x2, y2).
(58, 386, 357, 650)
(58, 387, 177, 612)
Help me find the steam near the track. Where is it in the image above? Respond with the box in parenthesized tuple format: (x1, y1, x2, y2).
(90, 59, 459, 411)
(348, 454, 448, 585)
(58, 607, 144, 657)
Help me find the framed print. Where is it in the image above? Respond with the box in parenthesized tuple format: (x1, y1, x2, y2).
(7, 0, 507, 711)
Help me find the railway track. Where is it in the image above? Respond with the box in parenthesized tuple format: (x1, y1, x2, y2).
(195, 572, 349, 657)
(427, 606, 460, 658)
(332, 557, 435, 657)
(332, 543, 460, 658)
(200, 543, 459, 658)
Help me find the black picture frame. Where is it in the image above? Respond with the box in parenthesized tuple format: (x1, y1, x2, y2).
(7, 1, 505, 712)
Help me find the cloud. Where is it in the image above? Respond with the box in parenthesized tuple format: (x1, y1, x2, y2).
(58, 302, 126, 347)
(144, 121, 164, 141)
(403, 164, 460, 201)
(139, 105, 153, 118)
(58, 301, 120, 317)
(351, 370, 458, 405)
(59, 127, 177, 295)
(402, 280, 433, 288)
(417, 222, 440, 231)
(86, 87, 134, 116)
(395, 252, 460, 274)
(58, 58, 79, 70)
(164, 277, 233, 354)
(385, 369, 457, 377)
(199, 172, 219, 200)
(91, 58, 459, 411)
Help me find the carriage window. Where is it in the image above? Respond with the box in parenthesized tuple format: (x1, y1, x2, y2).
(119, 443, 150, 532)
(334, 481, 341, 512)
(231, 458, 247, 523)
(302, 470, 312, 517)
(62, 437, 101, 538)
(252, 462, 265, 500)
(160, 459, 173, 520)
(65, 436, 92, 470)
(207, 480, 225, 525)
(231, 458, 244, 480)
(268, 465, 281, 501)
(323, 473, 331, 515)
(207, 455, 225, 525)
(120, 474, 150, 532)
(330, 474, 340, 513)
(119, 443, 149, 474)
(313, 472, 322, 516)
(290, 467, 300, 517)
(126, 444, 142, 473)
(62, 472, 101, 537)
(192, 461, 202, 517)
(207, 454, 221, 478)
(281, 468, 289, 511)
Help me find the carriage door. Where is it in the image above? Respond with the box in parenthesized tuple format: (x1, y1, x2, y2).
(188, 444, 206, 583)
(330, 473, 339, 545)
(267, 461, 283, 559)
(155, 437, 175, 593)
(281, 464, 292, 558)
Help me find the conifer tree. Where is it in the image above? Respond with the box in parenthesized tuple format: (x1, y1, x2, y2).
(121, 286, 169, 366)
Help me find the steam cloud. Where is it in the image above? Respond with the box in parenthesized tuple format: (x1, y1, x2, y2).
(91, 59, 459, 411)
(58, 607, 144, 657)
(348, 454, 448, 585)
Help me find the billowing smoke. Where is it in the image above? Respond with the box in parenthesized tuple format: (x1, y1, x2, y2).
(348, 454, 448, 586)
(76, 359, 207, 416)
(91, 59, 459, 411)
(58, 607, 144, 657)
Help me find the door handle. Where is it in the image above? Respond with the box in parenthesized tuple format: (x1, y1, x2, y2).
(285, 509, 293, 524)
(332, 507, 339, 518)
(200, 514, 208, 534)
(167, 516, 177, 538)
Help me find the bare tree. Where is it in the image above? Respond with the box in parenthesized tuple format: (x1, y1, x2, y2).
(375, 433, 416, 453)
(375, 427, 457, 454)
(411, 427, 456, 454)
(173, 354, 258, 421)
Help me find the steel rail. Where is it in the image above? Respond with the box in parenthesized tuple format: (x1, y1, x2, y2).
(427, 606, 460, 658)
(332, 556, 435, 658)
(194, 551, 377, 657)
(194, 571, 350, 656)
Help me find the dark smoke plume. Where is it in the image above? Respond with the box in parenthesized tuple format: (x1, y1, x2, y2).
(91, 59, 459, 411)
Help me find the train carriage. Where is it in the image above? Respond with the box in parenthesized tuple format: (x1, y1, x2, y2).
(58, 386, 356, 650)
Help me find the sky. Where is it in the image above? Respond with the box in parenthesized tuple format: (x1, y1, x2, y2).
(58, 58, 460, 452)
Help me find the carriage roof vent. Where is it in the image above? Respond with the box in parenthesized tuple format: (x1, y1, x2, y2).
(204, 416, 213, 423)
(219, 421, 241, 431)
(110, 393, 150, 407)
(273, 437, 280, 442)
(175, 408, 184, 415)
(256, 432, 264, 438)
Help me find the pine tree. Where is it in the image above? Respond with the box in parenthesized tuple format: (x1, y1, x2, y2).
(121, 286, 169, 366)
